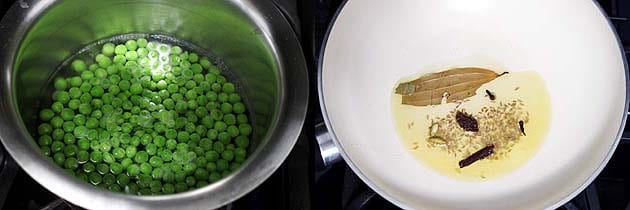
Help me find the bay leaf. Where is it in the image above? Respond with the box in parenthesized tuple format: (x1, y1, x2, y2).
(395, 67, 506, 106)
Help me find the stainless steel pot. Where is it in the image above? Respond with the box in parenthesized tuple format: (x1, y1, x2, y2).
(0, 0, 308, 209)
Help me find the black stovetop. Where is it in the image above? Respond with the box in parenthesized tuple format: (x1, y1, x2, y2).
(2, 0, 630, 210)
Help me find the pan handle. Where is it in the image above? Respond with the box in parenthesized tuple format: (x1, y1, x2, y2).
(622, 112, 630, 143)
(315, 122, 342, 166)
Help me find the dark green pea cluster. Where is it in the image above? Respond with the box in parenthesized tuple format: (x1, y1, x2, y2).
(36, 38, 252, 195)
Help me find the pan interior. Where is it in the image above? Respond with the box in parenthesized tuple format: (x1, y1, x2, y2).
(321, 0, 626, 209)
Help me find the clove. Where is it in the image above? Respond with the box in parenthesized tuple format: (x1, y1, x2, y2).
(519, 120, 526, 136)
(485, 90, 496, 100)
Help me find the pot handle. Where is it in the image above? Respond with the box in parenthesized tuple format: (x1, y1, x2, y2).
(315, 122, 342, 166)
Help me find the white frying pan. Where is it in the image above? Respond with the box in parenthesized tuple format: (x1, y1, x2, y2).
(318, 0, 629, 209)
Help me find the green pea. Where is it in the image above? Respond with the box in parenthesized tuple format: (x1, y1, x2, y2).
(125, 51, 138, 61)
(71, 117, 85, 129)
(50, 140, 64, 153)
(146, 144, 158, 155)
(60, 108, 74, 121)
(147, 155, 162, 167)
(127, 164, 140, 176)
(162, 183, 175, 194)
(38, 123, 52, 135)
(226, 126, 239, 138)
(49, 117, 62, 129)
(81, 70, 95, 80)
(95, 68, 108, 79)
(217, 93, 229, 103)
(103, 152, 115, 164)
(117, 173, 131, 186)
(140, 162, 153, 175)
(112, 147, 125, 159)
(162, 170, 175, 183)
(90, 86, 105, 97)
(89, 172, 102, 185)
(41, 147, 51, 156)
(80, 162, 95, 173)
(192, 168, 208, 180)
(221, 150, 234, 161)
(113, 54, 127, 64)
(214, 121, 227, 132)
(217, 132, 230, 144)
(184, 176, 196, 187)
(38, 135, 53, 146)
(85, 118, 98, 129)
(96, 163, 109, 174)
(101, 43, 115, 56)
(223, 114, 236, 126)
(228, 93, 242, 104)
(210, 83, 222, 92)
(175, 182, 188, 192)
(109, 184, 122, 192)
(125, 39, 138, 51)
(221, 83, 235, 93)
(79, 83, 92, 92)
(119, 80, 131, 91)
(130, 83, 142, 95)
(54, 91, 70, 104)
(216, 159, 229, 172)
(51, 129, 64, 141)
(136, 38, 148, 48)
(50, 102, 64, 114)
(231, 102, 246, 114)
(90, 151, 103, 163)
(78, 103, 91, 115)
(209, 172, 221, 183)
(114, 44, 127, 55)
(68, 76, 83, 88)
(135, 151, 149, 163)
(110, 163, 123, 174)
(121, 158, 133, 169)
(174, 131, 188, 142)
(216, 75, 226, 84)
(68, 99, 81, 110)
(103, 173, 116, 185)
(210, 109, 223, 121)
(71, 59, 87, 72)
(76, 150, 89, 163)
(126, 182, 139, 194)
(52, 152, 65, 166)
(234, 147, 247, 158)
(151, 168, 163, 179)
(63, 157, 79, 170)
(206, 129, 218, 140)
(64, 144, 78, 156)
(54, 78, 68, 91)
(239, 124, 252, 136)
(235, 136, 250, 148)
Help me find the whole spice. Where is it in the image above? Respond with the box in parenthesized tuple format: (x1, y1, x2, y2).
(455, 111, 478, 132)
(459, 145, 495, 168)
(519, 120, 526, 136)
(395, 68, 507, 106)
(485, 90, 496, 100)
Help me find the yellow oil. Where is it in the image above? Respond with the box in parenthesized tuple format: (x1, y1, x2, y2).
(391, 71, 551, 180)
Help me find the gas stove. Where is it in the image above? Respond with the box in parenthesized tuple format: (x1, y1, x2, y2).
(1, 0, 630, 210)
